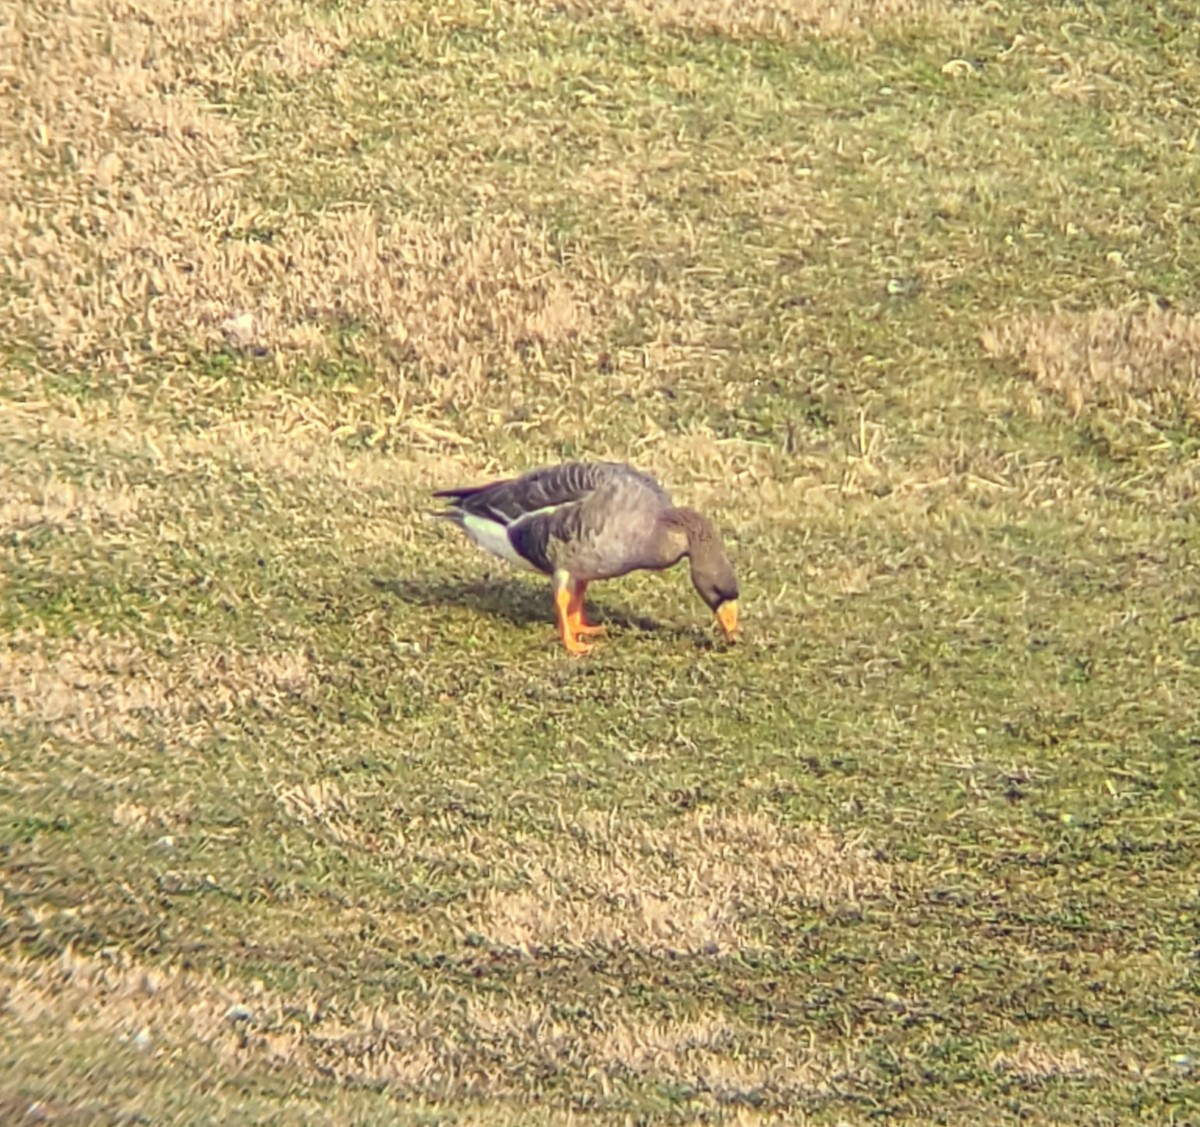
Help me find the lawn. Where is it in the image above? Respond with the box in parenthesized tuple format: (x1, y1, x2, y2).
(2, 0, 1199, 1123)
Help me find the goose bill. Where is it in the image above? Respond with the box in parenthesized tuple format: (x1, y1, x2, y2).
(715, 600, 739, 641)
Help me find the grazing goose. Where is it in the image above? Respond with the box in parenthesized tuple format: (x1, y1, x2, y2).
(434, 462, 739, 654)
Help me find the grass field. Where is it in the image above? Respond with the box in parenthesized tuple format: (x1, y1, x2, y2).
(3, 0, 1200, 1122)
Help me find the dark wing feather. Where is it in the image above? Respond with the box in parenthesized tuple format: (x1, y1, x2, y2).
(506, 500, 589, 573)
(434, 462, 633, 525)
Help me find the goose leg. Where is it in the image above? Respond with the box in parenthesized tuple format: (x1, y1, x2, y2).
(553, 571, 594, 655)
(567, 579, 606, 636)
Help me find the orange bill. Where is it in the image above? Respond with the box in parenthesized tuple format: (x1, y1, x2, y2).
(715, 599, 739, 641)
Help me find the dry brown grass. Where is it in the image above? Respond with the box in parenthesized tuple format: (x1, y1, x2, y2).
(180, 206, 591, 396)
(1, 945, 857, 1108)
(0, 391, 466, 491)
(0, 468, 147, 537)
(276, 779, 363, 847)
(469, 809, 894, 955)
(268, 798, 895, 955)
(0, 0, 594, 401)
(992, 1041, 1100, 1082)
(1, 0, 243, 364)
(2, 947, 267, 1064)
(983, 306, 1200, 457)
(0, 631, 315, 744)
(548, 0, 971, 38)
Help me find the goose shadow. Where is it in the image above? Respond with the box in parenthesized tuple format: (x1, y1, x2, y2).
(373, 575, 670, 635)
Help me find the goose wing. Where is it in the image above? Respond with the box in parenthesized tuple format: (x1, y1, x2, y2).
(435, 462, 635, 525)
(506, 465, 671, 578)
(435, 462, 669, 576)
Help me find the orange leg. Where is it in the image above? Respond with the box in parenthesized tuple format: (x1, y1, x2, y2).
(553, 574, 594, 655)
(566, 579, 606, 636)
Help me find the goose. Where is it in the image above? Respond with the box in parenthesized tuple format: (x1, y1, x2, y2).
(434, 461, 739, 654)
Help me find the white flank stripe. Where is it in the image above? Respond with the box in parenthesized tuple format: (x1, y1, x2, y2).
(461, 512, 540, 572)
